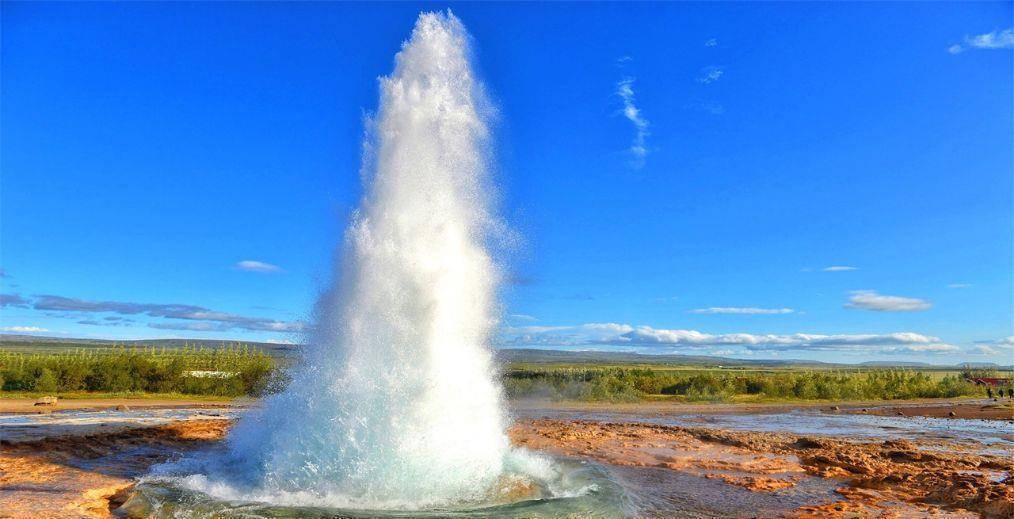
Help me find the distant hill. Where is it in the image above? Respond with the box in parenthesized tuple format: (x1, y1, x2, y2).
(859, 360, 933, 367)
(494, 348, 834, 368)
(495, 349, 1013, 370)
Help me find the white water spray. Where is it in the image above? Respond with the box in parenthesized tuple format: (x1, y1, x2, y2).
(213, 11, 514, 508)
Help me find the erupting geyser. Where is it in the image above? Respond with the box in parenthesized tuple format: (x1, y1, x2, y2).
(195, 11, 518, 509)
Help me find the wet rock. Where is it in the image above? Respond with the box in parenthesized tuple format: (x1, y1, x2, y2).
(948, 411, 957, 417)
(115, 404, 130, 411)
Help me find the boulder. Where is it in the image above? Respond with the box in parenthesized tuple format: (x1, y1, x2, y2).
(33, 396, 58, 406)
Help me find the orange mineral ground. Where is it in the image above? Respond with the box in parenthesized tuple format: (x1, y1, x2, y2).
(1, 406, 1011, 518)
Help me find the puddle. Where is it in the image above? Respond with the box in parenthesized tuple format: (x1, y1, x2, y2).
(0, 407, 242, 443)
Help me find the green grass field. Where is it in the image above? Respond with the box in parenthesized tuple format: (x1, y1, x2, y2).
(1, 337, 1007, 401)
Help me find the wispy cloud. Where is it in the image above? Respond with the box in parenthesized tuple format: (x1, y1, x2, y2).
(689, 307, 794, 315)
(844, 290, 931, 312)
(947, 283, 972, 289)
(704, 38, 718, 47)
(948, 28, 1014, 54)
(1, 326, 49, 333)
(822, 266, 858, 272)
(508, 314, 538, 323)
(616, 76, 650, 168)
(26, 294, 305, 333)
(499, 323, 956, 355)
(697, 65, 724, 84)
(0, 268, 9, 278)
(235, 260, 282, 273)
(0, 294, 29, 308)
(968, 337, 1014, 356)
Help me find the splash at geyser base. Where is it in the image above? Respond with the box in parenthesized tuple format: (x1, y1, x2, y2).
(115, 11, 631, 519)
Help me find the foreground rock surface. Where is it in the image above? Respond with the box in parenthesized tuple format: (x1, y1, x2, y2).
(0, 419, 230, 518)
(512, 419, 1013, 518)
(0, 411, 1011, 518)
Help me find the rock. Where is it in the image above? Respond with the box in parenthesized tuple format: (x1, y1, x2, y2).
(861, 408, 868, 413)
(896, 411, 905, 416)
(947, 411, 956, 417)
(831, 406, 840, 411)
(115, 404, 130, 412)
(36, 408, 52, 415)
(34, 396, 58, 406)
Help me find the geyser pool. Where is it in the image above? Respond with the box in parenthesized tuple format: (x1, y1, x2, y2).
(137, 11, 615, 515)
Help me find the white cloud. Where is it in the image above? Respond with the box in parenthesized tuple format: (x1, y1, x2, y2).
(949, 28, 1014, 54)
(508, 314, 538, 322)
(500, 323, 634, 347)
(704, 38, 718, 47)
(822, 266, 858, 272)
(1, 326, 49, 333)
(947, 283, 972, 289)
(968, 345, 1000, 355)
(235, 260, 282, 273)
(616, 76, 650, 167)
(697, 66, 724, 84)
(500, 323, 954, 355)
(690, 307, 794, 315)
(967, 337, 1014, 356)
(845, 290, 931, 312)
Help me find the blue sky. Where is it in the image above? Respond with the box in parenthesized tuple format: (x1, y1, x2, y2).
(2, 2, 1011, 363)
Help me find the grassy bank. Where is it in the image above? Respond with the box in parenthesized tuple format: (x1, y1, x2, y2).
(0, 347, 274, 397)
(504, 367, 989, 402)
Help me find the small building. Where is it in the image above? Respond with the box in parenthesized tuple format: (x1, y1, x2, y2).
(969, 377, 1011, 387)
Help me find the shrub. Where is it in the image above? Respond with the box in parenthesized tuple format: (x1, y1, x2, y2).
(0, 345, 276, 397)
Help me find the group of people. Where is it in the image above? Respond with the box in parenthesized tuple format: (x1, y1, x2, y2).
(986, 387, 1013, 399)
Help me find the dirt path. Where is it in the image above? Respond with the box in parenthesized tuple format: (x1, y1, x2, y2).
(843, 401, 1014, 420)
(514, 397, 1013, 421)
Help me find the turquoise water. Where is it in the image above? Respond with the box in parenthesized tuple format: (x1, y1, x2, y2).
(120, 456, 837, 519)
(121, 460, 634, 519)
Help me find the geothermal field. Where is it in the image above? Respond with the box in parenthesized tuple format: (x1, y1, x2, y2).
(1, 397, 1012, 517)
(2, 5, 1012, 519)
